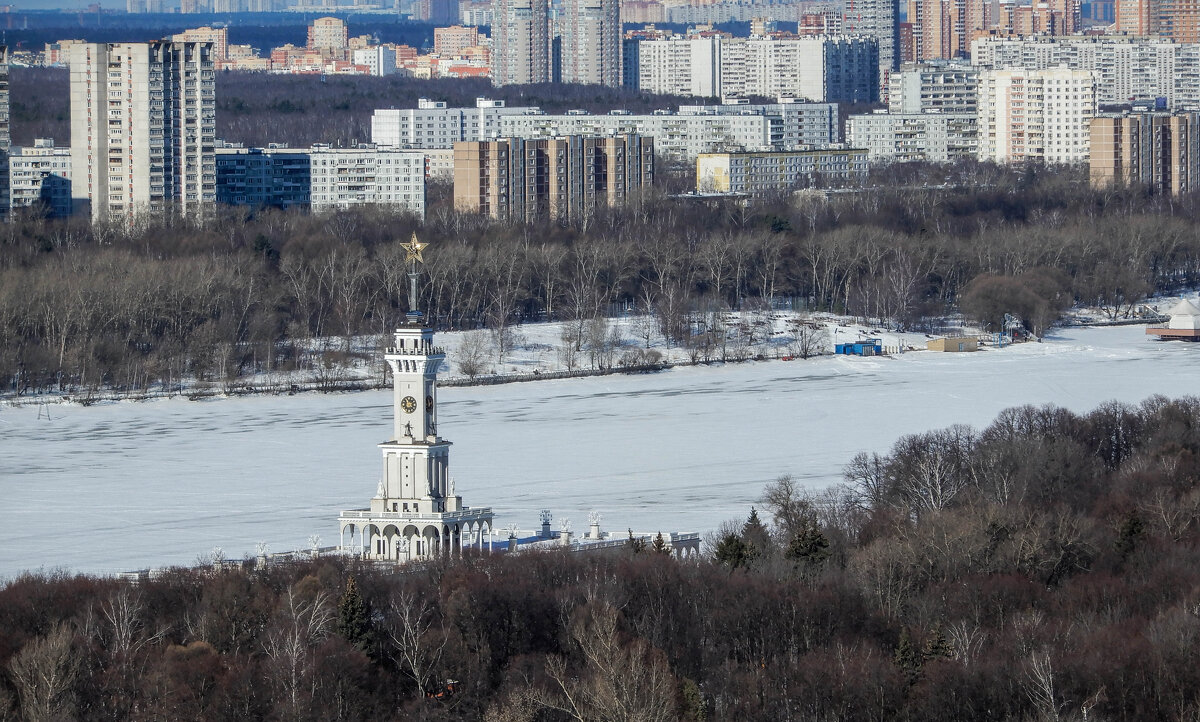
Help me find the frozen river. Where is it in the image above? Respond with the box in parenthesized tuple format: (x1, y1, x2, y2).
(1, 324, 1196, 577)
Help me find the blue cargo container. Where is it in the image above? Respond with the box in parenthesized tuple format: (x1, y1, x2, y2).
(834, 338, 883, 356)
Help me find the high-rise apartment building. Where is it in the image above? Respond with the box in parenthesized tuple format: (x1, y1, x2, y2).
(493, 0, 550, 85)
(434, 25, 480, 57)
(843, 0, 900, 92)
(560, 0, 622, 86)
(1116, 0, 1156, 34)
(977, 67, 1096, 164)
(307, 17, 348, 58)
(1090, 112, 1200, 195)
(0, 46, 10, 221)
(636, 35, 878, 102)
(216, 145, 427, 215)
(69, 41, 216, 224)
(172, 26, 228, 65)
(453, 134, 653, 223)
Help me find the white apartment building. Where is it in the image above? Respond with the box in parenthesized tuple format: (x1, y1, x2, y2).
(560, 0, 621, 86)
(977, 67, 1097, 165)
(499, 100, 840, 160)
(1, 46, 10, 219)
(352, 46, 397, 76)
(971, 36, 1199, 108)
(69, 41, 216, 224)
(888, 65, 979, 114)
(500, 110, 771, 160)
(215, 145, 426, 217)
(309, 147, 425, 214)
(371, 98, 540, 149)
(8, 139, 72, 217)
(676, 99, 840, 148)
(636, 36, 723, 96)
(696, 149, 869, 194)
(493, 0, 550, 85)
(637, 35, 878, 103)
(847, 111, 978, 162)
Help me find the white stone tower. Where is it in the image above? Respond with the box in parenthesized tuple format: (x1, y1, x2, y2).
(339, 234, 494, 561)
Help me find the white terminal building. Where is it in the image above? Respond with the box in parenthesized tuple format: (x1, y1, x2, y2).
(337, 240, 700, 562)
(339, 271, 495, 561)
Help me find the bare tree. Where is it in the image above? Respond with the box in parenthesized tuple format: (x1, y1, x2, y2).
(8, 624, 79, 722)
(262, 586, 334, 721)
(535, 603, 677, 722)
(456, 330, 491, 379)
(386, 590, 448, 697)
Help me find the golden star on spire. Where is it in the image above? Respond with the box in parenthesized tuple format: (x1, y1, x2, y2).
(402, 232, 427, 265)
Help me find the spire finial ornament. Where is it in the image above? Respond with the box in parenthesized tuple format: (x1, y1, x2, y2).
(401, 233, 429, 322)
(402, 232, 427, 267)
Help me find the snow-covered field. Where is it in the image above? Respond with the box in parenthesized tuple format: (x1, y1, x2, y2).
(1, 323, 1197, 578)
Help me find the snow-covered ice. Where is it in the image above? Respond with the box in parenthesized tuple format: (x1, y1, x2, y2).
(1, 323, 1196, 578)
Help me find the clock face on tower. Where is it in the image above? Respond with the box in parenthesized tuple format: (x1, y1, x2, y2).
(425, 396, 434, 414)
(401, 396, 417, 414)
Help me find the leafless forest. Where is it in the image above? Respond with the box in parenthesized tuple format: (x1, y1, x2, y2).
(2, 396, 1199, 720)
(2, 157, 1199, 395)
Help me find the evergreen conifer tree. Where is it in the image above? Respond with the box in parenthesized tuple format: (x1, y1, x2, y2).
(652, 532, 671, 555)
(337, 575, 372, 652)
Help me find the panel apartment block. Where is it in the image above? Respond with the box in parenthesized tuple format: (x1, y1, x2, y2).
(560, 0, 621, 86)
(371, 98, 539, 149)
(69, 41, 215, 224)
(695, 149, 869, 195)
(493, 0, 550, 85)
(847, 111, 978, 162)
(1090, 112, 1200, 195)
(9, 139, 72, 217)
(977, 67, 1096, 164)
(216, 145, 426, 217)
(888, 64, 978, 114)
(453, 134, 653, 223)
(0, 46, 9, 220)
(971, 36, 1198, 108)
(636, 35, 878, 102)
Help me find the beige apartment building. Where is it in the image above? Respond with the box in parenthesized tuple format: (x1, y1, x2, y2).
(976, 67, 1096, 165)
(1090, 112, 1200, 196)
(69, 41, 216, 224)
(696, 149, 869, 195)
(453, 134, 653, 223)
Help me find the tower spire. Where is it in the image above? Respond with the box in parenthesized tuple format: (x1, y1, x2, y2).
(402, 232, 428, 323)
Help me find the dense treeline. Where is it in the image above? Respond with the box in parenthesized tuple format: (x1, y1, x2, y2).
(3, 162, 1200, 395)
(2, 395, 1200, 720)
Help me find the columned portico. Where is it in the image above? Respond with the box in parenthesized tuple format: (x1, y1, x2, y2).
(338, 235, 493, 562)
